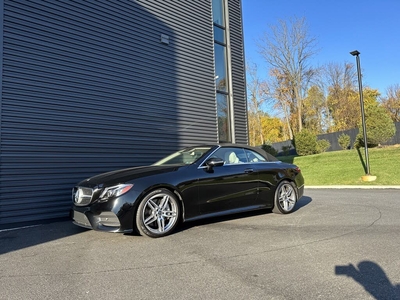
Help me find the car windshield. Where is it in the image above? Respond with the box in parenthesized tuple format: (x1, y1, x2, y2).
(153, 146, 213, 166)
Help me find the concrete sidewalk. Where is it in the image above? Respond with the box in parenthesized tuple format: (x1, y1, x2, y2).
(306, 185, 400, 189)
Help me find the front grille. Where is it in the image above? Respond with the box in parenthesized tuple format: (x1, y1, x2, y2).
(73, 187, 94, 206)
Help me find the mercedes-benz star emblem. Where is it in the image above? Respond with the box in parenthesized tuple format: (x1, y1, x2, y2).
(75, 189, 80, 203)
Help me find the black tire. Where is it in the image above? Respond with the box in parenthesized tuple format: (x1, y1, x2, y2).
(135, 188, 180, 238)
(272, 181, 298, 214)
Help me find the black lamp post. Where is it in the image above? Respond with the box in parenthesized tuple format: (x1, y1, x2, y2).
(350, 50, 371, 176)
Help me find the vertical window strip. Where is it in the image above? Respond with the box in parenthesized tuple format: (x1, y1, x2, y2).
(212, 0, 232, 143)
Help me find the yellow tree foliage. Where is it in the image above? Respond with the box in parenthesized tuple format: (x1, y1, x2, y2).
(327, 88, 358, 131)
(248, 113, 285, 146)
(363, 88, 380, 106)
(303, 85, 325, 134)
(261, 115, 285, 142)
(381, 84, 400, 122)
(328, 87, 379, 131)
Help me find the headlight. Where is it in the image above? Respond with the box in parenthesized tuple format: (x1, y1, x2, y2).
(99, 184, 133, 201)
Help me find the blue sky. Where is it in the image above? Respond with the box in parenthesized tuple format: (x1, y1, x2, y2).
(242, 0, 400, 97)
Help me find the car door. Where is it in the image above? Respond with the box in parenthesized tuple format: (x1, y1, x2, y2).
(196, 147, 260, 216)
(244, 148, 279, 208)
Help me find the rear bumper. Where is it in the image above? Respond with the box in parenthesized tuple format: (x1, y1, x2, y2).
(298, 184, 304, 199)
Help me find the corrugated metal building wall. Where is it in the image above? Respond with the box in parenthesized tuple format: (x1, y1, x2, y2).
(0, 0, 247, 227)
(228, 0, 248, 144)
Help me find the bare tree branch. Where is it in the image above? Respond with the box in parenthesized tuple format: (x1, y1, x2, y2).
(257, 17, 319, 134)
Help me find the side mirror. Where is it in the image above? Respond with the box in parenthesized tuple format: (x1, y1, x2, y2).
(205, 157, 224, 171)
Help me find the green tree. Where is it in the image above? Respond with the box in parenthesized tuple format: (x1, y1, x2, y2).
(355, 103, 396, 147)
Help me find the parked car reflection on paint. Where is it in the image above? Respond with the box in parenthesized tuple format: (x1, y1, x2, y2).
(71, 144, 304, 238)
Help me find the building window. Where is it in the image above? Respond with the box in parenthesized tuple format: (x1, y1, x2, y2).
(217, 93, 231, 142)
(212, 0, 225, 26)
(213, 25, 225, 44)
(214, 44, 227, 92)
(212, 0, 231, 143)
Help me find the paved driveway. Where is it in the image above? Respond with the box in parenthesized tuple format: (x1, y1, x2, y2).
(1, 189, 399, 300)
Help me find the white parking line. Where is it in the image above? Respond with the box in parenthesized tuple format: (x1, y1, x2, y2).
(0, 224, 41, 233)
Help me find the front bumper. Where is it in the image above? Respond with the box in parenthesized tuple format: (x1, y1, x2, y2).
(71, 209, 132, 233)
(71, 194, 138, 233)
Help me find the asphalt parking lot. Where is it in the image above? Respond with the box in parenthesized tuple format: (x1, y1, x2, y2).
(1, 188, 399, 300)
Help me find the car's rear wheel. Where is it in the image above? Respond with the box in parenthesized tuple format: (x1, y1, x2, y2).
(272, 181, 297, 214)
(135, 188, 180, 238)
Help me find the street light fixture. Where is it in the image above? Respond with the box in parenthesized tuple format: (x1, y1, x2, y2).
(350, 50, 376, 181)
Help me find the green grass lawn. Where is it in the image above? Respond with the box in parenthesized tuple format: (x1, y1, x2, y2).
(278, 145, 400, 185)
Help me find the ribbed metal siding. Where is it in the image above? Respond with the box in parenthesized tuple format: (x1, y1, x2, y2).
(0, 0, 218, 226)
(228, 0, 248, 144)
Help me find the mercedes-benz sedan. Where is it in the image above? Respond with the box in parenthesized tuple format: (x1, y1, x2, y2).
(71, 144, 304, 238)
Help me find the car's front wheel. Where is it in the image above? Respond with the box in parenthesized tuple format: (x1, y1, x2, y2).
(135, 188, 180, 238)
(272, 181, 298, 214)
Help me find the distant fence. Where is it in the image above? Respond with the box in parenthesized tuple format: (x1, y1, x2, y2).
(272, 122, 400, 155)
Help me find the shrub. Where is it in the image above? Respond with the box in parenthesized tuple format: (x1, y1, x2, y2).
(354, 133, 378, 149)
(261, 143, 278, 156)
(338, 133, 351, 150)
(293, 130, 317, 156)
(316, 139, 331, 153)
(281, 145, 292, 156)
(353, 133, 361, 149)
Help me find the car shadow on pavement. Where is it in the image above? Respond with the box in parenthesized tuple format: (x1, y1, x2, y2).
(0, 218, 89, 255)
(174, 195, 313, 235)
(293, 195, 312, 212)
(0, 196, 314, 246)
(335, 261, 400, 300)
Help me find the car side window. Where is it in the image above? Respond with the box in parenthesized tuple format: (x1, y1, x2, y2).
(212, 148, 248, 165)
(245, 149, 267, 163)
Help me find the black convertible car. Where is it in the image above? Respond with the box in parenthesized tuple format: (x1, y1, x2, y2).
(71, 144, 304, 238)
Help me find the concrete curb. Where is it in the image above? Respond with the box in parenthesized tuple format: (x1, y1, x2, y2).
(306, 185, 400, 189)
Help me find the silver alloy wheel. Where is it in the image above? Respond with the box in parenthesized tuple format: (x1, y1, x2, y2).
(141, 191, 178, 234)
(276, 182, 296, 213)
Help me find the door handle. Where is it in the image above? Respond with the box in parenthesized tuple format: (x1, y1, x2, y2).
(244, 168, 254, 174)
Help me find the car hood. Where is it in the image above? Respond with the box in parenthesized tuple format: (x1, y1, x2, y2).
(77, 165, 182, 188)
